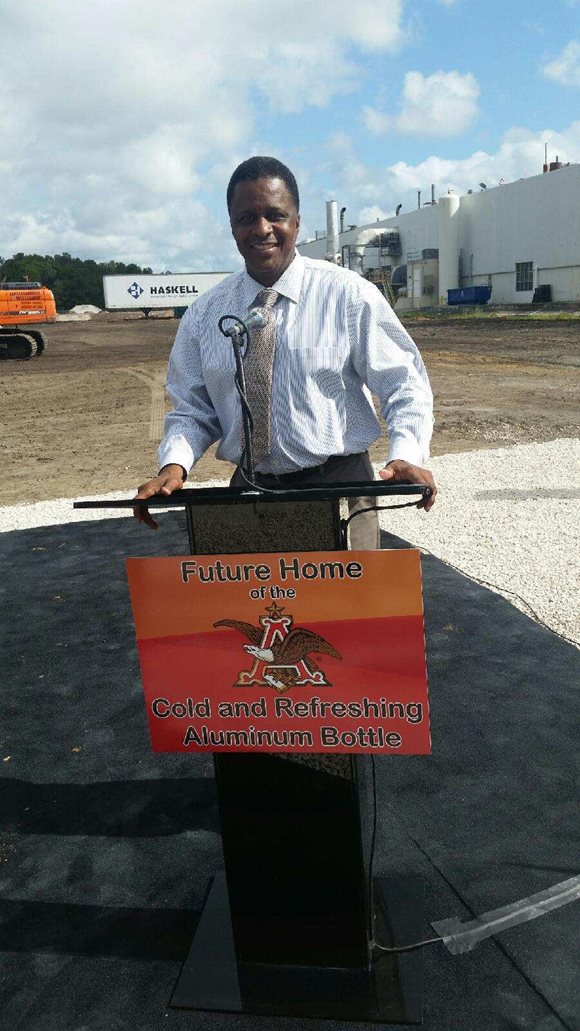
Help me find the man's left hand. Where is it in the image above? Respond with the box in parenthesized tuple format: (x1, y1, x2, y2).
(379, 460, 437, 511)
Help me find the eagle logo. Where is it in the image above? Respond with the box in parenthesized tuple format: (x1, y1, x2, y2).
(213, 602, 342, 693)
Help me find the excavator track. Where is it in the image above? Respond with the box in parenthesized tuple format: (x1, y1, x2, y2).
(25, 329, 47, 355)
(0, 329, 39, 360)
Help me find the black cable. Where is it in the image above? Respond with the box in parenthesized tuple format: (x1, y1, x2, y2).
(417, 544, 579, 648)
(235, 460, 295, 495)
(466, 573, 579, 647)
(371, 936, 443, 956)
(342, 500, 424, 547)
(367, 754, 379, 942)
(344, 500, 424, 526)
(217, 314, 249, 339)
(232, 353, 255, 478)
(366, 753, 444, 958)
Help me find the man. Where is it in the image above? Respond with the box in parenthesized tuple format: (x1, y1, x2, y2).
(134, 156, 436, 545)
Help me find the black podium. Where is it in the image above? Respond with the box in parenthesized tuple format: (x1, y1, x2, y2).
(76, 482, 429, 1024)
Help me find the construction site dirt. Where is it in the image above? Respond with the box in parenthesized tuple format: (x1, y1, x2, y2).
(1, 313, 578, 506)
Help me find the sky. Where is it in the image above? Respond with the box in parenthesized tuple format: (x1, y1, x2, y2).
(1, 0, 579, 273)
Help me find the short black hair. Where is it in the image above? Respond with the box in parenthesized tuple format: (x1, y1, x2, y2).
(227, 156, 300, 213)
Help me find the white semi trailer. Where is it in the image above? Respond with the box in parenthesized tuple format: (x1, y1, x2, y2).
(102, 272, 232, 315)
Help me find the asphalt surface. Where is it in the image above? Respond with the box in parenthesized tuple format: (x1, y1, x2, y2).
(0, 512, 578, 1030)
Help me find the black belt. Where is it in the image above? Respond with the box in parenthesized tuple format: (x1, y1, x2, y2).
(255, 452, 365, 485)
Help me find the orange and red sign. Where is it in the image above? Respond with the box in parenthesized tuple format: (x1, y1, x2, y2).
(126, 550, 431, 754)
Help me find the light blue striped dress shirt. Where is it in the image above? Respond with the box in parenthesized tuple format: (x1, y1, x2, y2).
(158, 254, 433, 476)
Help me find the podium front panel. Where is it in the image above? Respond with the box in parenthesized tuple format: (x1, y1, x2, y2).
(186, 498, 342, 554)
(214, 751, 369, 967)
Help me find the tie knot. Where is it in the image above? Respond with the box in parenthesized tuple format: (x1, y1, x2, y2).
(253, 288, 279, 310)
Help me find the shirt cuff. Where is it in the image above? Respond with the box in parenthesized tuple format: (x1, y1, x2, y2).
(157, 434, 195, 476)
(386, 436, 428, 468)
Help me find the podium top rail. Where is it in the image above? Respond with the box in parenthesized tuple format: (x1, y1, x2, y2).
(74, 482, 431, 509)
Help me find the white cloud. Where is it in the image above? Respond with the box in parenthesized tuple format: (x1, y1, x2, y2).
(362, 106, 392, 134)
(325, 134, 388, 206)
(397, 70, 480, 135)
(437, 0, 460, 6)
(358, 205, 391, 223)
(542, 40, 580, 86)
(0, 0, 405, 269)
(3, 199, 239, 273)
(321, 121, 580, 224)
(363, 70, 480, 138)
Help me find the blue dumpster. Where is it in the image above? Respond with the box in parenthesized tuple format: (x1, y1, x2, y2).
(447, 286, 492, 305)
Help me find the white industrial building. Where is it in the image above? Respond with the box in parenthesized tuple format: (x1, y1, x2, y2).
(297, 163, 580, 310)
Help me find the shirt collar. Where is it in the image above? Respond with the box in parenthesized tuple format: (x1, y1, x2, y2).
(241, 252, 304, 307)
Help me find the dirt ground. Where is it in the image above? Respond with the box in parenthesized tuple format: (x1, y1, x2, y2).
(1, 312, 578, 506)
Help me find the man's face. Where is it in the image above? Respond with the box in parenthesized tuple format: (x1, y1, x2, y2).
(229, 177, 300, 287)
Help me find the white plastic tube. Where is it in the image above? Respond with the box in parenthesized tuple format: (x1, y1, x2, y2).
(432, 875, 580, 954)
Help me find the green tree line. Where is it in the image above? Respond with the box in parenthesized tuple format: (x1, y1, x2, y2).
(0, 253, 153, 311)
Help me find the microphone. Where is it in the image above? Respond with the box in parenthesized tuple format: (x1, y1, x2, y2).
(223, 308, 267, 338)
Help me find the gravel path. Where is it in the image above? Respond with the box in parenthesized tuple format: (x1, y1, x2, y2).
(1, 439, 578, 645)
(375, 438, 579, 645)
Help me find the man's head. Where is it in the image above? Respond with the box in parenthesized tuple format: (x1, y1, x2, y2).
(227, 156, 301, 287)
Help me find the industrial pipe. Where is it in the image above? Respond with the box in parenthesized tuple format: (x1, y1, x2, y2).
(349, 228, 380, 274)
(325, 201, 340, 264)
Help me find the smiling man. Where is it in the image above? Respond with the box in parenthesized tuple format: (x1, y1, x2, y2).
(134, 155, 436, 546)
(229, 173, 299, 287)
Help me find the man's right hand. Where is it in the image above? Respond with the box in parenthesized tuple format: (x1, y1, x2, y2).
(133, 464, 186, 530)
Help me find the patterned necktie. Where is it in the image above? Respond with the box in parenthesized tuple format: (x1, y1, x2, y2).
(243, 288, 280, 466)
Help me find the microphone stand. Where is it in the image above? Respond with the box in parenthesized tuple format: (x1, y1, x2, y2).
(231, 325, 255, 480)
(218, 315, 255, 482)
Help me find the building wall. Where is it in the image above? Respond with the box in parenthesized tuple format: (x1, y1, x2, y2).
(394, 206, 439, 264)
(458, 165, 580, 303)
(298, 164, 580, 304)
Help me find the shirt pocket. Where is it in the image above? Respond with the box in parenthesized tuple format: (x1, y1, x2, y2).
(288, 342, 343, 367)
(286, 351, 350, 410)
(284, 298, 348, 368)
(283, 340, 348, 401)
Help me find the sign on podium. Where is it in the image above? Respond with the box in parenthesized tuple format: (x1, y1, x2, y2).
(127, 548, 431, 755)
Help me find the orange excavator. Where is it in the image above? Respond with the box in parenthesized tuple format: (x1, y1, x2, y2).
(0, 281, 56, 359)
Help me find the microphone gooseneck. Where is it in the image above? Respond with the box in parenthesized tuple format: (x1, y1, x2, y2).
(217, 311, 262, 483)
(220, 308, 266, 338)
